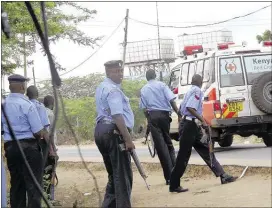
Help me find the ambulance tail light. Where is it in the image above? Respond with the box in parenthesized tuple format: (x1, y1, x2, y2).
(213, 100, 222, 119)
(208, 88, 217, 101)
(173, 87, 178, 94)
(263, 41, 272, 46)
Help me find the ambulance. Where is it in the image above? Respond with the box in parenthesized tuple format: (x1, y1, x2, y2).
(168, 41, 272, 147)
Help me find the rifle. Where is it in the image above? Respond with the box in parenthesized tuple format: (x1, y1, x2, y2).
(117, 133, 150, 190)
(201, 126, 214, 167)
(144, 124, 156, 158)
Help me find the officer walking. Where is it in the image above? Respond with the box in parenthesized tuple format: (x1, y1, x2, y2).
(140, 69, 181, 185)
(169, 74, 237, 193)
(26, 85, 50, 161)
(94, 60, 135, 208)
(1, 74, 44, 208)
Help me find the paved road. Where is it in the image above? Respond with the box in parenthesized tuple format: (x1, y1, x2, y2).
(57, 143, 271, 167)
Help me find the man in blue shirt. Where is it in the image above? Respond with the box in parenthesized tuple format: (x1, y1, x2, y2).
(94, 60, 135, 208)
(2, 74, 44, 208)
(169, 74, 237, 193)
(26, 85, 50, 163)
(140, 69, 181, 185)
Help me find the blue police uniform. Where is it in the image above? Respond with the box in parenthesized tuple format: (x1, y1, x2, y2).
(140, 79, 176, 184)
(2, 74, 44, 208)
(95, 78, 134, 129)
(170, 84, 235, 192)
(94, 60, 133, 208)
(30, 99, 50, 128)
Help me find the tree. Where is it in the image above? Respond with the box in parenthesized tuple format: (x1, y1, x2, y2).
(256, 30, 271, 44)
(1, 2, 102, 75)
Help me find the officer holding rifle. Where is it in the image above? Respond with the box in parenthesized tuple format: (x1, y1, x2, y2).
(169, 74, 238, 193)
(94, 60, 135, 208)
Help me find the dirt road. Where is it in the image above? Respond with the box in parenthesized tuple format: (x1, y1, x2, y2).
(54, 163, 271, 207)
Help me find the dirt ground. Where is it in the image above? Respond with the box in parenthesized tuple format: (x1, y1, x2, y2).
(54, 162, 271, 207)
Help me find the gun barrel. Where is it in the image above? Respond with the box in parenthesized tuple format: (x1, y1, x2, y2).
(131, 150, 150, 190)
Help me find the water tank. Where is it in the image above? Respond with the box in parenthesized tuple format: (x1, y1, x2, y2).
(122, 38, 176, 64)
(178, 29, 233, 53)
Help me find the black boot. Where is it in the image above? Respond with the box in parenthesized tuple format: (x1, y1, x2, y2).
(220, 173, 238, 184)
(169, 186, 189, 193)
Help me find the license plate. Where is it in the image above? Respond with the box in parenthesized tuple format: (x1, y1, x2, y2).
(228, 102, 243, 112)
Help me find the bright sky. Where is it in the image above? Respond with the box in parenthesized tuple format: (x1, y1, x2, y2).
(2, 1, 271, 91)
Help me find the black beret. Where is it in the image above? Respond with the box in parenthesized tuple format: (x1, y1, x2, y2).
(104, 60, 123, 70)
(8, 74, 29, 83)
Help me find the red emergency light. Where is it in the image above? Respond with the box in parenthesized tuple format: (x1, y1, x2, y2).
(183, 45, 203, 56)
(263, 41, 272, 46)
(217, 42, 235, 50)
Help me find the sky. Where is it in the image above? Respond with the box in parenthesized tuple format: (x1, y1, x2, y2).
(2, 1, 271, 91)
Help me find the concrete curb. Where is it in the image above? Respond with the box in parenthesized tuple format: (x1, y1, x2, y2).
(57, 161, 271, 178)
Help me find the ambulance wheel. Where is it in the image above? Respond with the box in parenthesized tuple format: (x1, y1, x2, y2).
(251, 72, 272, 114)
(262, 133, 272, 147)
(218, 135, 233, 147)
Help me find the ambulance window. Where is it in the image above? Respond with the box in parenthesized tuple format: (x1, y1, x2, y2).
(203, 59, 211, 82)
(243, 54, 272, 85)
(180, 63, 189, 85)
(196, 60, 204, 77)
(188, 62, 197, 83)
(169, 69, 180, 90)
(219, 57, 245, 87)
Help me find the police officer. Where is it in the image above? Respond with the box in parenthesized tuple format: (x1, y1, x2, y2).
(26, 85, 50, 161)
(1, 74, 44, 207)
(140, 69, 181, 185)
(44, 95, 57, 148)
(169, 74, 237, 193)
(94, 60, 135, 208)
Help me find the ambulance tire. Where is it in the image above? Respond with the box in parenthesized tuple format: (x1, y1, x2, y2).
(262, 133, 272, 147)
(251, 72, 272, 114)
(218, 135, 233, 147)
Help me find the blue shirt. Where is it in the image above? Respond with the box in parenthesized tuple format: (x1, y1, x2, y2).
(95, 78, 135, 129)
(1, 93, 44, 141)
(179, 85, 203, 118)
(30, 99, 50, 128)
(140, 80, 176, 112)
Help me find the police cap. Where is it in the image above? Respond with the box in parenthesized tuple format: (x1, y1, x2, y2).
(104, 60, 123, 70)
(8, 74, 29, 83)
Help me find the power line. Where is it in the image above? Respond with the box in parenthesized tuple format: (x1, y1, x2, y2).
(129, 4, 271, 29)
(60, 18, 125, 76)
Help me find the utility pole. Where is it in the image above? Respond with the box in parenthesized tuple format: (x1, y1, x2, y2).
(23, 33, 27, 78)
(32, 66, 36, 86)
(156, 2, 163, 81)
(122, 9, 129, 70)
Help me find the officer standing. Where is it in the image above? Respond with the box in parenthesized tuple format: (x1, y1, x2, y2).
(1, 74, 44, 208)
(140, 69, 181, 185)
(44, 95, 58, 148)
(94, 60, 135, 208)
(169, 74, 237, 193)
(26, 85, 50, 161)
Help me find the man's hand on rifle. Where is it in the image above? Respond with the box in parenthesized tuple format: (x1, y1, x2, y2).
(124, 137, 135, 151)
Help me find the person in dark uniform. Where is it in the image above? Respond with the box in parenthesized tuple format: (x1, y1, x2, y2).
(94, 60, 135, 208)
(139, 69, 181, 185)
(26, 85, 50, 162)
(1, 74, 44, 208)
(169, 74, 238, 193)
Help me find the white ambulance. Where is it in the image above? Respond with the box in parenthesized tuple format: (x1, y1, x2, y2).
(168, 41, 272, 147)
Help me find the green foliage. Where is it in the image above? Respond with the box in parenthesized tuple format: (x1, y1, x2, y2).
(256, 29, 271, 44)
(1, 2, 102, 74)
